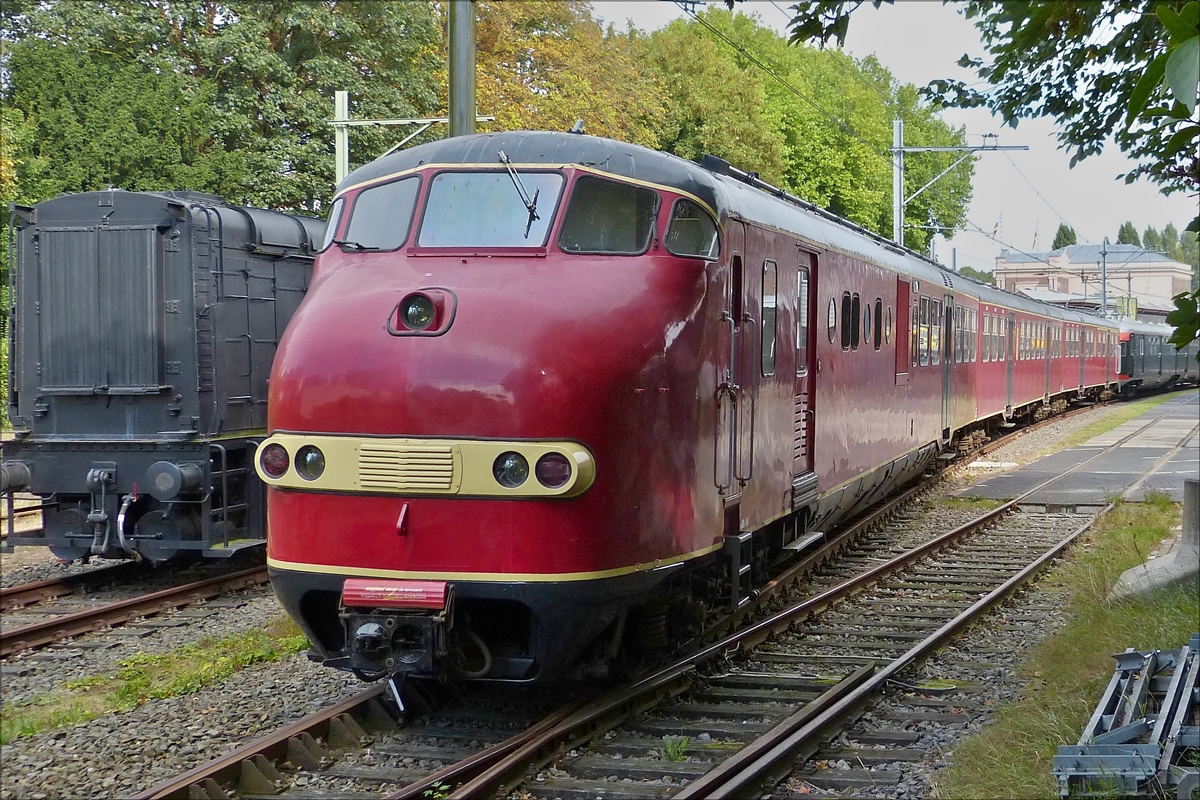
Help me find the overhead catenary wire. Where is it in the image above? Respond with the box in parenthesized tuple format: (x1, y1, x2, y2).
(999, 152, 1092, 245)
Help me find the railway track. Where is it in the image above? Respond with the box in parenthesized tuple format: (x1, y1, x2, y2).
(130, 397, 1194, 800)
(0, 566, 269, 658)
(0, 560, 145, 611)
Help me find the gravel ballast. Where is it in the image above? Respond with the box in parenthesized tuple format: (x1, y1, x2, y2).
(0, 399, 1168, 798)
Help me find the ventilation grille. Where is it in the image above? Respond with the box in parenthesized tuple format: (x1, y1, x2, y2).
(793, 393, 810, 461)
(358, 443, 457, 492)
(942, 274, 955, 288)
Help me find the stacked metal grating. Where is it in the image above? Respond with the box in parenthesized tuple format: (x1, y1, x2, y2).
(1053, 633, 1200, 798)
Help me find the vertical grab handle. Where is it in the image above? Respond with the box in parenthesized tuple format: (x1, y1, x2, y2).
(736, 313, 757, 483)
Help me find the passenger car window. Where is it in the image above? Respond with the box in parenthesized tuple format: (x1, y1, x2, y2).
(559, 175, 657, 254)
(841, 292, 853, 350)
(851, 294, 861, 350)
(761, 260, 777, 376)
(419, 171, 563, 247)
(930, 299, 942, 366)
(873, 298, 882, 350)
(344, 177, 420, 251)
(796, 269, 809, 374)
(918, 296, 930, 366)
(664, 199, 719, 259)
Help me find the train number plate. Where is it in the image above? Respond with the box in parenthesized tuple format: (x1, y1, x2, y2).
(341, 578, 448, 609)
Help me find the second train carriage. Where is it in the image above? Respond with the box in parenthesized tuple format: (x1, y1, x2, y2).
(1118, 318, 1200, 394)
(2, 190, 323, 561)
(258, 131, 1125, 684)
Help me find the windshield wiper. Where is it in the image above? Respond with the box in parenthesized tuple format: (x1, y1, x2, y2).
(332, 238, 382, 251)
(497, 150, 540, 239)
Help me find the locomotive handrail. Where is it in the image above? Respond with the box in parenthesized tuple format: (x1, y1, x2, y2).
(736, 313, 758, 484)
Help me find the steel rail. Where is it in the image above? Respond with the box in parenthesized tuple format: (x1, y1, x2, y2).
(118, 395, 1172, 800)
(428, 504, 1020, 799)
(1, 561, 145, 611)
(0, 566, 268, 657)
(415, 401, 1191, 799)
(134, 686, 387, 800)
(0, 501, 55, 518)
(674, 508, 1108, 799)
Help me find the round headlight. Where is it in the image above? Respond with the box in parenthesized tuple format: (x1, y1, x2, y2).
(295, 445, 325, 481)
(260, 443, 289, 479)
(535, 453, 572, 489)
(492, 452, 529, 488)
(400, 293, 436, 331)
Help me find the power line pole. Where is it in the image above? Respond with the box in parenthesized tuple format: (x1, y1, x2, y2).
(1100, 238, 1109, 318)
(329, 0, 486, 185)
(330, 99, 494, 185)
(891, 119, 1028, 246)
(448, 0, 477, 138)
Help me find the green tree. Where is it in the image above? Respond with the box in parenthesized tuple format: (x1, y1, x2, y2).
(637, 14, 785, 184)
(1051, 223, 1077, 249)
(1117, 221, 1142, 246)
(641, 8, 972, 251)
(1179, 226, 1199, 268)
(1142, 226, 1162, 253)
(959, 265, 996, 285)
(1161, 222, 1184, 261)
(471, 1, 663, 147)
(2, 0, 444, 213)
(774, 2, 1197, 219)
(768, 0, 1199, 351)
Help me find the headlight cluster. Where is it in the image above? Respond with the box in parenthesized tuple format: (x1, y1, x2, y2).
(255, 434, 594, 498)
(260, 442, 325, 481)
(492, 451, 573, 489)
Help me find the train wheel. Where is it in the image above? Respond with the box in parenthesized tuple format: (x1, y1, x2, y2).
(49, 544, 91, 562)
(47, 507, 90, 562)
(134, 509, 199, 562)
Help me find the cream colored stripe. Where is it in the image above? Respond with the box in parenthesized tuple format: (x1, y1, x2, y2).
(335, 163, 719, 221)
(267, 542, 724, 584)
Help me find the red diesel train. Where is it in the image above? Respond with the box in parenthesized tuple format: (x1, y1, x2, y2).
(258, 131, 1127, 683)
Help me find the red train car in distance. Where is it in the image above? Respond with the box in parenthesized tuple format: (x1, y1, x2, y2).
(258, 132, 1121, 683)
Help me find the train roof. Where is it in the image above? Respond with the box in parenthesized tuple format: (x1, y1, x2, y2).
(346, 131, 1117, 330)
(18, 189, 324, 256)
(1119, 317, 1177, 335)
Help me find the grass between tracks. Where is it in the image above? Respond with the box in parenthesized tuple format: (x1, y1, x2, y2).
(932, 492, 1200, 799)
(0, 615, 307, 744)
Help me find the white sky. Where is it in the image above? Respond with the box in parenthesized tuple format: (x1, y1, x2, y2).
(590, 0, 1197, 272)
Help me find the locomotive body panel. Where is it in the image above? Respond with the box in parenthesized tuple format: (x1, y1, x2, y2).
(3, 190, 321, 560)
(263, 131, 1129, 684)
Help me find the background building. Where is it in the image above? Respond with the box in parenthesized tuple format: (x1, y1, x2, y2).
(994, 244, 1193, 321)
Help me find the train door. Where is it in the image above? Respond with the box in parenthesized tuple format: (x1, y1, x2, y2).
(941, 295, 953, 439)
(1044, 325, 1051, 398)
(792, 255, 816, 495)
(1006, 311, 1015, 411)
(1080, 327, 1088, 388)
(715, 221, 752, 498)
(734, 229, 759, 488)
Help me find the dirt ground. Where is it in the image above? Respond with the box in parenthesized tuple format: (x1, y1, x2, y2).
(0, 496, 55, 577)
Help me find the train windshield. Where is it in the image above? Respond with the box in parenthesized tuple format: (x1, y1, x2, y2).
(664, 199, 719, 259)
(558, 176, 658, 254)
(418, 170, 563, 247)
(344, 177, 420, 251)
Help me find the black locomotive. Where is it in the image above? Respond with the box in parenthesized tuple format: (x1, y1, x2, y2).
(2, 190, 323, 561)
